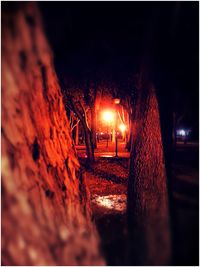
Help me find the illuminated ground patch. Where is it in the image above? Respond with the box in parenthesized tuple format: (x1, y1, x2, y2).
(91, 194, 127, 212)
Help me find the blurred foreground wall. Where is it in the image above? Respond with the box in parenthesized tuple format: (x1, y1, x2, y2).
(1, 3, 104, 265)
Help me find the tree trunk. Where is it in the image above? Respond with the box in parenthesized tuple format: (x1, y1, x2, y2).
(1, 3, 104, 265)
(127, 83, 171, 265)
(83, 123, 95, 164)
(90, 105, 97, 149)
(126, 116, 137, 152)
(75, 121, 79, 145)
(63, 97, 95, 163)
(126, 118, 132, 151)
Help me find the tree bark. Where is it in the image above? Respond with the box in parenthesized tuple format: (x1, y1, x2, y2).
(1, 3, 104, 265)
(126, 118, 132, 151)
(90, 105, 97, 149)
(83, 122, 95, 164)
(75, 121, 79, 145)
(127, 82, 171, 265)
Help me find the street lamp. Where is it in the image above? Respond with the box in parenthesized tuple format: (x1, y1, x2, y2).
(114, 98, 120, 157)
(102, 110, 115, 123)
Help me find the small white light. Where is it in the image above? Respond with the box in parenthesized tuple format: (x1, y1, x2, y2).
(179, 129, 186, 136)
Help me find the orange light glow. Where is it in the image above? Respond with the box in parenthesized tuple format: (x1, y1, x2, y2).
(114, 98, 120, 104)
(102, 110, 115, 123)
(119, 124, 126, 132)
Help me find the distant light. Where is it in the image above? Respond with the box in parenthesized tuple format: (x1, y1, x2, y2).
(101, 154, 113, 158)
(179, 130, 186, 136)
(177, 129, 186, 136)
(119, 124, 126, 132)
(176, 128, 191, 137)
(114, 98, 120, 104)
(102, 110, 115, 123)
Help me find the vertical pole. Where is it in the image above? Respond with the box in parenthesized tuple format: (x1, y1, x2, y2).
(106, 123, 109, 148)
(114, 98, 120, 157)
(112, 129, 115, 143)
(115, 132, 118, 157)
(115, 108, 118, 157)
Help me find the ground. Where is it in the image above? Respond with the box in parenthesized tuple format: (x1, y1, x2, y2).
(172, 142, 199, 265)
(76, 140, 199, 265)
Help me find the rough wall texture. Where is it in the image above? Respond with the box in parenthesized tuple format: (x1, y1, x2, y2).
(128, 83, 171, 265)
(2, 3, 104, 265)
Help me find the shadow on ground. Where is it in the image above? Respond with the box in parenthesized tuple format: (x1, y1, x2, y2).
(80, 157, 128, 184)
(80, 143, 199, 266)
(92, 210, 129, 266)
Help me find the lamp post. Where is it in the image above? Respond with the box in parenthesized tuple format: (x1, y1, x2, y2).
(106, 123, 109, 148)
(114, 98, 120, 157)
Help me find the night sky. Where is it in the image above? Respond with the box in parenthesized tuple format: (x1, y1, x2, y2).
(39, 2, 199, 137)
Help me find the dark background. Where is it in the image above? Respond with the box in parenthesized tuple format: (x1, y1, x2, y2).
(39, 2, 199, 139)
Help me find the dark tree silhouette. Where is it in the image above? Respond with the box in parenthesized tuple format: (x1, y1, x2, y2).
(127, 75, 171, 265)
(63, 88, 95, 164)
(83, 79, 99, 150)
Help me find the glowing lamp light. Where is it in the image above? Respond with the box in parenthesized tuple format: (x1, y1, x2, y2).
(114, 98, 120, 104)
(119, 124, 126, 132)
(102, 110, 115, 123)
(179, 129, 186, 136)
